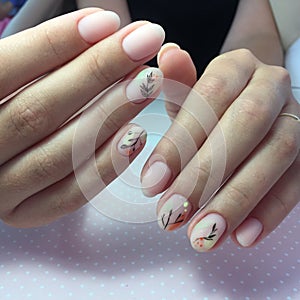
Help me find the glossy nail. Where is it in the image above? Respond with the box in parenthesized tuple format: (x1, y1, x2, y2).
(117, 125, 147, 157)
(78, 11, 121, 44)
(236, 218, 263, 247)
(126, 67, 163, 103)
(190, 213, 226, 252)
(158, 194, 192, 231)
(122, 23, 165, 61)
(141, 161, 171, 197)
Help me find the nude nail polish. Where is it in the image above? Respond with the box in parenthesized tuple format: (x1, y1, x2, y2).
(126, 67, 163, 103)
(141, 161, 171, 197)
(190, 213, 226, 252)
(122, 23, 165, 61)
(158, 194, 192, 231)
(117, 125, 147, 157)
(236, 218, 263, 247)
(78, 11, 121, 44)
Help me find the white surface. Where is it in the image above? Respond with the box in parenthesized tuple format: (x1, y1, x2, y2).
(0, 99, 299, 300)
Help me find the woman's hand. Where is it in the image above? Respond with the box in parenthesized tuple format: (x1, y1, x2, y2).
(0, 8, 165, 227)
(141, 43, 300, 252)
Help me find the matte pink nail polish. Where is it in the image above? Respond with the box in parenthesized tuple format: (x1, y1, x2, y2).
(78, 11, 120, 44)
(141, 161, 171, 197)
(122, 23, 165, 61)
(236, 218, 263, 247)
(190, 213, 226, 252)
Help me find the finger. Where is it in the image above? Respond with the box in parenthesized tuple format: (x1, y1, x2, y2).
(2, 123, 147, 228)
(156, 66, 295, 233)
(187, 102, 300, 252)
(0, 21, 165, 164)
(0, 8, 120, 99)
(141, 51, 286, 197)
(0, 67, 163, 215)
(233, 135, 300, 248)
(157, 43, 197, 119)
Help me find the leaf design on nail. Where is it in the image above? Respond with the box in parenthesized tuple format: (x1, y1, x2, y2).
(120, 129, 146, 156)
(161, 209, 185, 230)
(193, 223, 218, 247)
(140, 71, 157, 98)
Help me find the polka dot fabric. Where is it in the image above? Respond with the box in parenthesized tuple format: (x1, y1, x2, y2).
(0, 204, 299, 300)
(0, 100, 299, 300)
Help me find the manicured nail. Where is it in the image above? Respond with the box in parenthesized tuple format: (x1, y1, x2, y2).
(190, 213, 226, 252)
(122, 23, 165, 61)
(78, 11, 120, 44)
(158, 194, 192, 231)
(126, 67, 163, 103)
(141, 161, 171, 197)
(157, 42, 180, 65)
(236, 218, 263, 247)
(117, 125, 147, 157)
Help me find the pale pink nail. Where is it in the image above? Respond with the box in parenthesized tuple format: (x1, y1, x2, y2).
(141, 161, 171, 197)
(78, 11, 120, 44)
(190, 213, 226, 252)
(122, 23, 165, 61)
(158, 194, 192, 231)
(236, 218, 263, 247)
(126, 67, 163, 103)
(117, 125, 147, 157)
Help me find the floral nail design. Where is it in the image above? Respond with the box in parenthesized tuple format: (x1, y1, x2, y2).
(126, 67, 163, 103)
(190, 213, 226, 252)
(140, 71, 157, 98)
(193, 223, 217, 249)
(158, 194, 192, 231)
(118, 126, 147, 157)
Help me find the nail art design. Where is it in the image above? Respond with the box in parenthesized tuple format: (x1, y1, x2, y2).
(190, 213, 226, 252)
(193, 223, 218, 248)
(118, 126, 147, 156)
(126, 68, 163, 103)
(158, 194, 192, 231)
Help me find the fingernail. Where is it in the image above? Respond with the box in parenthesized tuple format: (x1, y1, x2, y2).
(78, 11, 120, 44)
(122, 23, 165, 61)
(141, 161, 171, 197)
(158, 194, 192, 231)
(117, 125, 147, 157)
(126, 67, 163, 103)
(236, 218, 263, 247)
(190, 213, 226, 252)
(157, 42, 180, 65)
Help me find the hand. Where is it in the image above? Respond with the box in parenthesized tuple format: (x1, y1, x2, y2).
(0, 8, 165, 227)
(141, 43, 300, 252)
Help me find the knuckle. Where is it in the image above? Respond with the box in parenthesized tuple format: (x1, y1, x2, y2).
(270, 65, 291, 86)
(32, 146, 63, 181)
(237, 97, 273, 128)
(43, 26, 64, 61)
(9, 95, 50, 138)
(86, 51, 116, 86)
(224, 182, 252, 211)
(96, 104, 120, 135)
(197, 74, 228, 101)
(272, 131, 299, 160)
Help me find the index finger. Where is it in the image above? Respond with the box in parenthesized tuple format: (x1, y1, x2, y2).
(0, 8, 120, 99)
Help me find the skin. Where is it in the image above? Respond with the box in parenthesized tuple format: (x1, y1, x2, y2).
(79, 0, 299, 250)
(0, 8, 164, 227)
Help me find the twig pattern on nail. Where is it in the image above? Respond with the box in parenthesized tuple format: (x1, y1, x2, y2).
(120, 129, 146, 156)
(140, 71, 156, 98)
(193, 223, 218, 248)
(161, 209, 185, 230)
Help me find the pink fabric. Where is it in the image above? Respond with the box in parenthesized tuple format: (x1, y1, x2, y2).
(0, 17, 11, 36)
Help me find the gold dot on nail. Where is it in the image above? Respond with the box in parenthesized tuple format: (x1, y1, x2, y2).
(183, 202, 189, 208)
